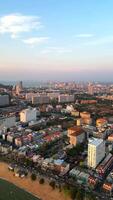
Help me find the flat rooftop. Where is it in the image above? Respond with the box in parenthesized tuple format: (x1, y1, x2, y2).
(68, 126, 84, 136)
(88, 137, 104, 146)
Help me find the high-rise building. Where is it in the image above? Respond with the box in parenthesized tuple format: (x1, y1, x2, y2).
(0, 95, 9, 106)
(87, 138, 105, 168)
(58, 94, 74, 103)
(0, 115, 16, 130)
(16, 81, 23, 95)
(32, 95, 50, 105)
(88, 82, 94, 95)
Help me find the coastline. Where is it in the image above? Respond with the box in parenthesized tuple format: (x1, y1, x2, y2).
(0, 162, 70, 200)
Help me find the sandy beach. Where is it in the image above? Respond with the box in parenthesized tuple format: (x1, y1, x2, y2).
(0, 162, 70, 200)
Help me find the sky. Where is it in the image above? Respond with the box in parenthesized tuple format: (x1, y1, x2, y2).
(0, 0, 113, 82)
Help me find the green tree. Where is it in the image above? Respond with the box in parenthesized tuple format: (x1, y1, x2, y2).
(49, 181, 56, 190)
(70, 187, 78, 200)
(86, 193, 96, 200)
(31, 173, 37, 181)
(39, 178, 45, 184)
(58, 184, 62, 192)
(63, 184, 71, 197)
(76, 190, 84, 200)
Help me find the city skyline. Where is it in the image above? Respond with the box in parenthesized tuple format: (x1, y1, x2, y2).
(0, 0, 113, 81)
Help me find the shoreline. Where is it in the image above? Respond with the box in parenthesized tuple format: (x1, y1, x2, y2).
(0, 162, 70, 200)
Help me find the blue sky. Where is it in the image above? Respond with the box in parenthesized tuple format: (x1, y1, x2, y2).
(0, 0, 113, 81)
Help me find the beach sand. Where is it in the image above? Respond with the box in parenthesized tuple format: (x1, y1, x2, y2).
(0, 162, 70, 200)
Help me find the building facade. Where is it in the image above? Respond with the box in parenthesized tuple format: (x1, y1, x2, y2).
(87, 138, 105, 168)
(0, 95, 9, 106)
(58, 94, 74, 103)
(0, 116, 16, 130)
(32, 95, 50, 105)
(68, 126, 85, 146)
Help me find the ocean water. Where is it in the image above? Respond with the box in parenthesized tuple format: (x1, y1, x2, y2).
(0, 81, 49, 87)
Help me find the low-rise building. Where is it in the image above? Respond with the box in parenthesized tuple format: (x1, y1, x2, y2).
(80, 112, 92, 125)
(68, 126, 85, 146)
(54, 159, 70, 175)
(15, 138, 22, 147)
(69, 168, 80, 177)
(107, 134, 113, 142)
(71, 110, 79, 117)
(80, 112, 91, 119)
(0, 143, 12, 154)
(96, 118, 108, 128)
(80, 100, 97, 104)
(7, 134, 14, 143)
(103, 183, 113, 192)
(96, 153, 113, 175)
(88, 176, 98, 187)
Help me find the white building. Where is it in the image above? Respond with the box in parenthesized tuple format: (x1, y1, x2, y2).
(20, 107, 37, 123)
(46, 105, 53, 112)
(66, 105, 74, 113)
(87, 138, 105, 168)
(0, 116, 16, 130)
(58, 94, 74, 103)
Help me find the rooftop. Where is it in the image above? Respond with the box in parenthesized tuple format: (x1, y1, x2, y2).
(68, 126, 84, 136)
(96, 118, 107, 123)
(88, 138, 104, 146)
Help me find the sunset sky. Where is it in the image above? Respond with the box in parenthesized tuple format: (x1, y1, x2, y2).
(0, 0, 113, 81)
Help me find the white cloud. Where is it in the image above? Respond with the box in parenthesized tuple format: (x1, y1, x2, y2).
(84, 36, 113, 46)
(22, 37, 49, 46)
(0, 13, 42, 38)
(41, 47, 72, 54)
(75, 34, 94, 38)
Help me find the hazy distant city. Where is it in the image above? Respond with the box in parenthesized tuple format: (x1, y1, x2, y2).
(0, 80, 113, 200)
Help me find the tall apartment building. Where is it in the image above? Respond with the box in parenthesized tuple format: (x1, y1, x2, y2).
(32, 95, 50, 105)
(0, 95, 9, 106)
(0, 116, 16, 130)
(88, 83, 94, 95)
(20, 107, 37, 123)
(58, 94, 74, 103)
(87, 138, 105, 168)
(16, 81, 23, 95)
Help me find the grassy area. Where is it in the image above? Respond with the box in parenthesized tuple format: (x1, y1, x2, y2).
(0, 179, 40, 200)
